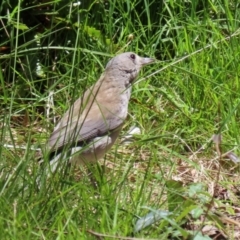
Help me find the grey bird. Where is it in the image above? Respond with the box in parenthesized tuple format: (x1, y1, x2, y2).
(44, 52, 155, 173)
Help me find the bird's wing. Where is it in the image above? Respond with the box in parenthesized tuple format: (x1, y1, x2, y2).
(47, 88, 126, 153)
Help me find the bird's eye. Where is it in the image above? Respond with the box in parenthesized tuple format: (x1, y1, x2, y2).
(130, 54, 136, 60)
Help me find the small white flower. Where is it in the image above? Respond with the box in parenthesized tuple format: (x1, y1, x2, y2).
(73, 1, 81, 7)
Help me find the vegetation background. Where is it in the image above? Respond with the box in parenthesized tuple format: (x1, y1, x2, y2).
(0, 0, 240, 239)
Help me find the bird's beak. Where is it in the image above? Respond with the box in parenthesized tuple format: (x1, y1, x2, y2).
(141, 57, 155, 66)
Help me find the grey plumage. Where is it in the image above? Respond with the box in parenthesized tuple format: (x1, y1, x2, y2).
(45, 52, 155, 172)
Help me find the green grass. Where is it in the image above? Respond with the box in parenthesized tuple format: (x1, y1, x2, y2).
(0, 0, 240, 239)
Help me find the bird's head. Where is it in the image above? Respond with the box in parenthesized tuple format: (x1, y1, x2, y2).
(105, 52, 155, 84)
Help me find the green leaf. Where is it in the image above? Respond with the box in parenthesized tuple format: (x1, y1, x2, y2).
(166, 180, 184, 212)
(12, 22, 29, 30)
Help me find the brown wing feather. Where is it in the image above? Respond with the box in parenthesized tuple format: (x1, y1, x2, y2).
(48, 104, 124, 151)
(48, 77, 128, 152)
